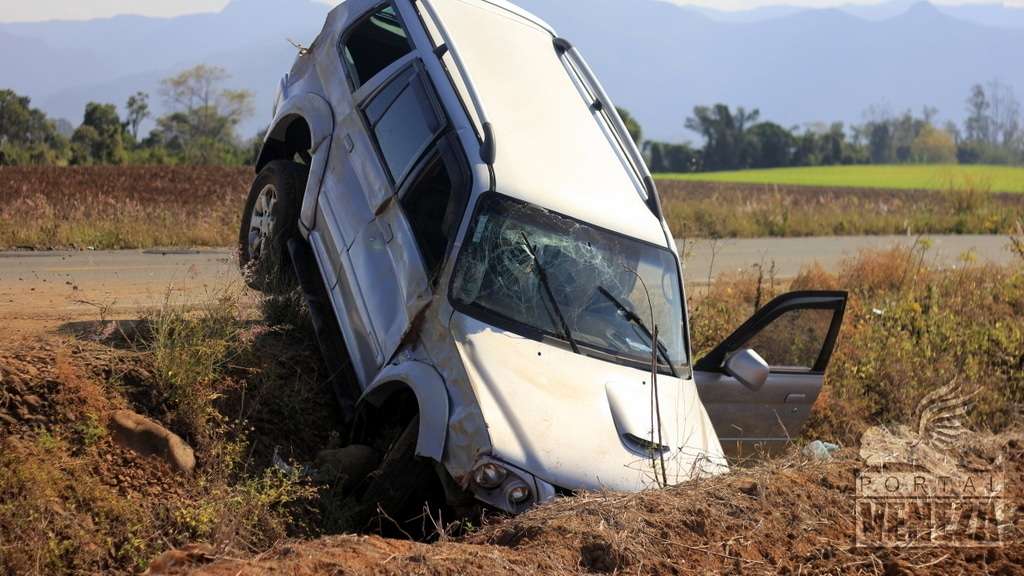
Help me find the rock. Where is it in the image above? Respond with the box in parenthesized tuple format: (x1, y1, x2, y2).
(313, 444, 380, 485)
(108, 410, 195, 475)
(21, 395, 43, 408)
(737, 479, 760, 497)
(145, 544, 216, 575)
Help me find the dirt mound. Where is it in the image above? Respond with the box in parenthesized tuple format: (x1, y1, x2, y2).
(151, 443, 1023, 576)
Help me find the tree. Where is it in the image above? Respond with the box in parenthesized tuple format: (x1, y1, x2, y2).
(986, 79, 1021, 149)
(867, 121, 893, 164)
(644, 141, 700, 173)
(911, 125, 957, 164)
(685, 104, 760, 171)
(616, 107, 643, 146)
(155, 65, 254, 164)
(0, 90, 68, 165)
(746, 122, 794, 168)
(964, 84, 991, 144)
(125, 92, 150, 141)
(819, 122, 847, 165)
(70, 102, 125, 165)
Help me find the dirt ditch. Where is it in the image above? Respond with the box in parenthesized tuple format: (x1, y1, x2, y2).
(2, 246, 1023, 575)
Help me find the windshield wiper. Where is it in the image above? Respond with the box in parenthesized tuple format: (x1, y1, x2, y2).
(597, 286, 678, 377)
(520, 232, 580, 354)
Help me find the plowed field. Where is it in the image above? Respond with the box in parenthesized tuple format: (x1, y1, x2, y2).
(0, 166, 250, 250)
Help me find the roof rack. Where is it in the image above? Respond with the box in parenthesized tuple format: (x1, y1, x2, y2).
(416, 0, 496, 166)
(554, 37, 663, 220)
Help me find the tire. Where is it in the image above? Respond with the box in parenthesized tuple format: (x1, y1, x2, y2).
(238, 160, 307, 293)
(341, 416, 442, 536)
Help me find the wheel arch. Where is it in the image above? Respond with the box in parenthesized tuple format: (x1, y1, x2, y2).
(256, 93, 333, 172)
(255, 92, 334, 234)
(357, 361, 449, 462)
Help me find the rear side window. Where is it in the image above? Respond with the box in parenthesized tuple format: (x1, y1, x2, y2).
(342, 5, 412, 89)
(365, 66, 444, 184)
(401, 152, 465, 278)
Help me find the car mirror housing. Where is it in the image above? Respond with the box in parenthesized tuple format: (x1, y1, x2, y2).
(724, 348, 770, 391)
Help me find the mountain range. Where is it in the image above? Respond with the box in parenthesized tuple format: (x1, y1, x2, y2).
(2, 0, 1023, 142)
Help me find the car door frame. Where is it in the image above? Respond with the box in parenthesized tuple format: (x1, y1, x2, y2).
(338, 4, 466, 372)
(694, 291, 848, 457)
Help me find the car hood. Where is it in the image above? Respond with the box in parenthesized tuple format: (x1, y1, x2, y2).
(450, 312, 727, 492)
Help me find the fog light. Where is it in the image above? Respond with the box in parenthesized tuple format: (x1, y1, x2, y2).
(473, 462, 508, 489)
(507, 483, 531, 505)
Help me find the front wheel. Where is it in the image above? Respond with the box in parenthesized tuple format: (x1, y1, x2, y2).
(340, 416, 445, 536)
(238, 160, 307, 293)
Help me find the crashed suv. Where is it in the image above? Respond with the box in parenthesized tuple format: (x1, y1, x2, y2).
(239, 0, 848, 519)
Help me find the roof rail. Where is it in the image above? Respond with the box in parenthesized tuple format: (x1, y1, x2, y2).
(554, 37, 663, 220)
(417, 0, 496, 166)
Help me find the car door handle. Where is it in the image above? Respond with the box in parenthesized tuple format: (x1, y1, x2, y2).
(785, 393, 807, 403)
(381, 221, 394, 244)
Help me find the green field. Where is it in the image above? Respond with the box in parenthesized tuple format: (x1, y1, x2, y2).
(659, 164, 1024, 193)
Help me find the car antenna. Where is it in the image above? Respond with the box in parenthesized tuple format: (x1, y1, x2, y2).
(629, 267, 669, 488)
(287, 38, 310, 56)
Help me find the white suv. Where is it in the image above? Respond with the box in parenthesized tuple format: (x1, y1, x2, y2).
(239, 0, 847, 522)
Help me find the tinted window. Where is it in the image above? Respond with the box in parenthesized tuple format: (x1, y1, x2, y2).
(343, 5, 412, 88)
(367, 69, 443, 183)
(743, 308, 834, 370)
(401, 154, 462, 277)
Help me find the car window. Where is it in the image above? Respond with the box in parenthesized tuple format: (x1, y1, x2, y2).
(741, 308, 834, 371)
(343, 5, 413, 89)
(400, 151, 464, 278)
(365, 67, 443, 184)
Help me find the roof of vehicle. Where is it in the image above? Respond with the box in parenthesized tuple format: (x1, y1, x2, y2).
(427, 0, 668, 247)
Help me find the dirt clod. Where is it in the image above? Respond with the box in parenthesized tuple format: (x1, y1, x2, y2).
(109, 409, 196, 475)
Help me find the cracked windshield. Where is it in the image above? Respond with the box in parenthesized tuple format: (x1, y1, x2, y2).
(452, 194, 687, 375)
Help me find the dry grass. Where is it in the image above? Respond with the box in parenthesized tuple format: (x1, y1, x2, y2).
(689, 238, 1024, 444)
(2, 244, 1022, 574)
(661, 179, 1024, 238)
(0, 166, 249, 250)
(0, 287, 339, 575)
(163, 442, 1024, 575)
(2, 167, 1022, 252)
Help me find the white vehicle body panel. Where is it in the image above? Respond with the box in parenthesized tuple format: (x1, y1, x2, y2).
(451, 312, 727, 491)
(248, 0, 842, 514)
(427, 0, 666, 247)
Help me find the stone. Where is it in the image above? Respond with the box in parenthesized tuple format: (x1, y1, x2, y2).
(108, 410, 195, 475)
(313, 444, 380, 485)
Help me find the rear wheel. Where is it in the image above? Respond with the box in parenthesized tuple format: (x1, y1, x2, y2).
(239, 160, 307, 293)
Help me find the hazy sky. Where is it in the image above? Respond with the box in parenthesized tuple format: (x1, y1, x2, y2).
(1, 0, 1023, 22)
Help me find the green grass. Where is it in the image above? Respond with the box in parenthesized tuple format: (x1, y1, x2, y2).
(659, 164, 1024, 193)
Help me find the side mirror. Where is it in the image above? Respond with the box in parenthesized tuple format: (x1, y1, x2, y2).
(724, 348, 770, 391)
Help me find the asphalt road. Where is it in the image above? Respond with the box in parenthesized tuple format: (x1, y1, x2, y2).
(679, 234, 1019, 284)
(0, 235, 1017, 336)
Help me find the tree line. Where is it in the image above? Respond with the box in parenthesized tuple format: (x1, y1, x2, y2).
(620, 79, 1023, 173)
(0, 65, 257, 167)
(3, 70, 1021, 171)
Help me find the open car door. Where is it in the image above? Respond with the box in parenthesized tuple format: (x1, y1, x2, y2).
(694, 291, 848, 458)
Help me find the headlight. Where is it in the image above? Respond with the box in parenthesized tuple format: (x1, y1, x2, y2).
(507, 483, 531, 505)
(473, 462, 508, 488)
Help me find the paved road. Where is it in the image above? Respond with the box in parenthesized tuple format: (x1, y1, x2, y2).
(679, 234, 1019, 284)
(0, 235, 1017, 335)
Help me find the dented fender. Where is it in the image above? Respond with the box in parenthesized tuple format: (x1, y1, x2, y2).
(359, 360, 449, 462)
(259, 91, 335, 234)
